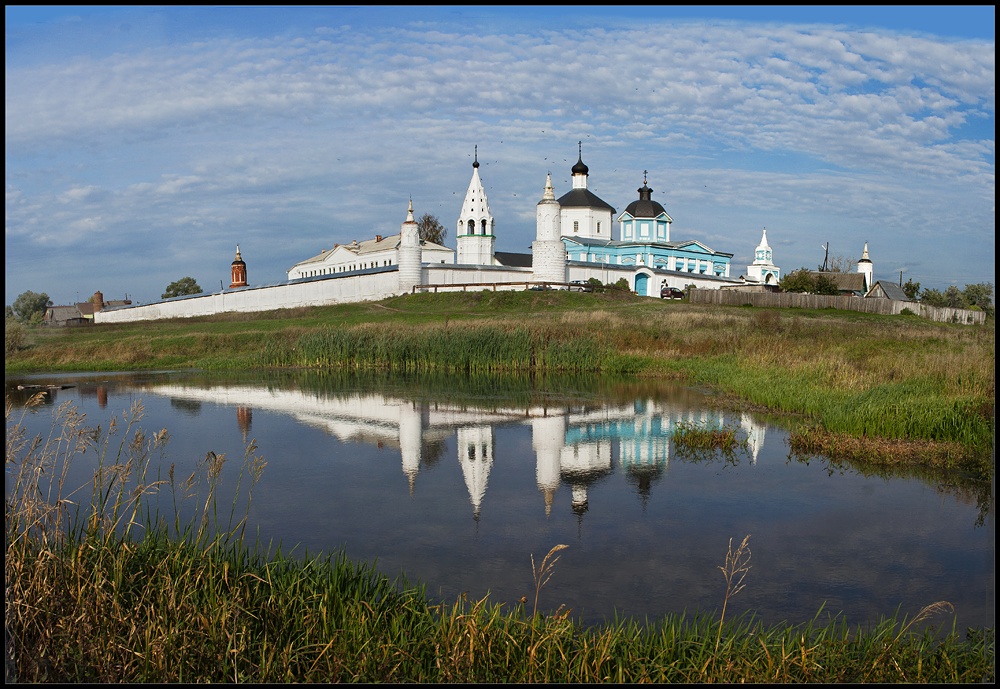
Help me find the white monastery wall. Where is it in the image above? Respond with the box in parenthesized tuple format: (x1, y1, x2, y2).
(96, 270, 402, 323)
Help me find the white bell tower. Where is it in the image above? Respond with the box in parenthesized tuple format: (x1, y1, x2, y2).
(456, 146, 496, 265)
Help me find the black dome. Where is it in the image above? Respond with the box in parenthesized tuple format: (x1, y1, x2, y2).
(623, 183, 665, 218)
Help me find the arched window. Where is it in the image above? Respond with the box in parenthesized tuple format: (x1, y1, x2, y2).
(481, 219, 487, 234)
(467, 219, 475, 234)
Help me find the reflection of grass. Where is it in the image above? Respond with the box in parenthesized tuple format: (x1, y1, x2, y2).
(5, 400, 993, 683)
(670, 421, 748, 464)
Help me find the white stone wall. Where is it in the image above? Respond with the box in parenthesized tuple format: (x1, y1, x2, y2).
(95, 271, 403, 323)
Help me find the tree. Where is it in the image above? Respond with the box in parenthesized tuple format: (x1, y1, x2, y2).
(417, 213, 447, 245)
(826, 254, 857, 273)
(943, 285, 966, 309)
(162, 277, 202, 299)
(813, 274, 841, 296)
(918, 288, 946, 307)
(779, 269, 815, 293)
(11, 290, 51, 324)
(901, 279, 921, 300)
(962, 282, 994, 317)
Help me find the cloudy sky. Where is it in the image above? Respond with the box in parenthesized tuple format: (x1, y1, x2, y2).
(5, 6, 995, 306)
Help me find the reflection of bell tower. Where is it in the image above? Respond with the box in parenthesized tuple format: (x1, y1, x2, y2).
(97, 386, 108, 409)
(236, 406, 252, 442)
(230, 246, 248, 288)
(458, 426, 494, 521)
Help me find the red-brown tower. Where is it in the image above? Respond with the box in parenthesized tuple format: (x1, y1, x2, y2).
(230, 246, 248, 288)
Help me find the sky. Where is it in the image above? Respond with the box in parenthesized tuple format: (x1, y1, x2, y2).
(5, 5, 995, 307)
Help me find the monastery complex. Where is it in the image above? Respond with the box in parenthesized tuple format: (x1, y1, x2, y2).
(96, 143, 838, 325)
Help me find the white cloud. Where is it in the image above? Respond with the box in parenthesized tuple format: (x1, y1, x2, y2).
(4, 9, 994, 305)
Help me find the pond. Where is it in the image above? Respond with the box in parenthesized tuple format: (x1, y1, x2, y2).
(5, 370, 994, 631)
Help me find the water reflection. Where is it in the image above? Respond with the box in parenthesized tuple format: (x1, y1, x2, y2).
(5, 371, 993, 631)
(137, 380, 764, 522)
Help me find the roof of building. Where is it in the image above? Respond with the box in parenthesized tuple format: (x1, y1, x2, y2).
(494, 251, 532, 268)
(807, 271, 867, 292)
(867, 280, 911, 301)
(555, 187, 616, 212)
(563, 235, 732, 258)
(621, 179, 668, 220)
(295, 234, 453, 267)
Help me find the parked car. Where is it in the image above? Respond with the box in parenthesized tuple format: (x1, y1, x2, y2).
(660, 286, 685, 300)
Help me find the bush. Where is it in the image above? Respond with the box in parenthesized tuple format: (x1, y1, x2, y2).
(6, 318, 27, 356)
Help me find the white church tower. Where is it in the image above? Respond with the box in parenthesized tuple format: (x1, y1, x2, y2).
(557, 142, 615, 240)
(397, 199, 422, 293)
(746, 228, 780, 285)
(531, 173, 566, 284)
(857, 242, 873, 293)
(456, 146, 496, 266)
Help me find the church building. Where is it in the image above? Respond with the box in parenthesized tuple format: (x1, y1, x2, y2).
(556, 144, 734, 296)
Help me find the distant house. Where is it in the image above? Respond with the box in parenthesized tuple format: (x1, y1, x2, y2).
(44, 291, 132, 326)
(805, 271, 868, 297)
(865, 280, 913, 302)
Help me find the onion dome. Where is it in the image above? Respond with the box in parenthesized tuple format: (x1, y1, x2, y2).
(623, 172, 666, 219)
(571, 141, 589, 175)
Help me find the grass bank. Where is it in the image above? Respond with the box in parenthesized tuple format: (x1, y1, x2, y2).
(6, 395, 993, 683)
(7, 291, 993, 476)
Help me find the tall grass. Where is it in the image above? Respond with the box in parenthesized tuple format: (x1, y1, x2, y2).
(5, 396, 993, 683)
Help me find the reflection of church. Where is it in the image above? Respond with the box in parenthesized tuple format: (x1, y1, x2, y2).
(145, 383, 766, 521)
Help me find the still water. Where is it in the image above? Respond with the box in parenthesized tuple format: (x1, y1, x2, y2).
(5, 370, 994, 631)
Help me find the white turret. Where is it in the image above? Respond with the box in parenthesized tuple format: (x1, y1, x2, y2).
(532, 173, 566, 284)
(746, 228, 780, 285)
(456, 146, 496, 265)
(857, 242, 873, 293)
(397, 199, 422, 293)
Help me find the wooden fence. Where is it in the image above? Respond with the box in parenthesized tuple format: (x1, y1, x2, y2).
(688, 289, 986, 325)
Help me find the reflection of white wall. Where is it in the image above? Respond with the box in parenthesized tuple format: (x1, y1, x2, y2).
(560, 440, 612, 474)
(457, 426, 494, 518)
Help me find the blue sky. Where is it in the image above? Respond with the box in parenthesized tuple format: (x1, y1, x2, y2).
(6, 6, 995, 306)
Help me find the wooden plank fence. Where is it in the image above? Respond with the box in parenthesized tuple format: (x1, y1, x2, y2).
(688, 289, 986, 325)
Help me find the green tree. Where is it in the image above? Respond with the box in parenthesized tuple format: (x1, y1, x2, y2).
(417, 214, 447, 245)
(779, 269, 815, 293)
(943, 285, 967, 309)
(962, 282, 994, 317)
(813, 274, 841, 295)
(902, 279, 921, 300)
(919, 288, 946, 307)
(11, 290, 51, 324)
(162, 277, 202, 299)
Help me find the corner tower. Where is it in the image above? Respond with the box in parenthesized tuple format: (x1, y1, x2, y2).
(397, 199, 422, 293)
(230, 246, 248, 288)
(456, 146, 496, 265)
(532, 173, 566, 284)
